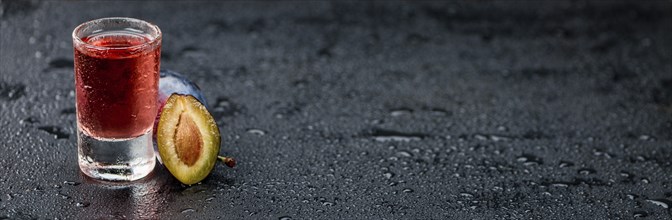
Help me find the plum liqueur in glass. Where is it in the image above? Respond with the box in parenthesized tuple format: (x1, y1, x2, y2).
(73, 17, 161, 181)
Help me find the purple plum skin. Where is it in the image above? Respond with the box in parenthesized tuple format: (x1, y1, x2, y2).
(158, 69, 208, 107)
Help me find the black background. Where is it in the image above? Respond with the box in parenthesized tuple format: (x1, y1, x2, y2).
(1, 1, 672, 219)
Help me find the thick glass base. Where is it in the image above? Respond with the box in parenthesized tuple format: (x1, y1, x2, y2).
(78, 129, 156, 181)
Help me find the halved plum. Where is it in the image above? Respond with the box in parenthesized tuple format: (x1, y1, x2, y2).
(154, 69, 207, 142)
(157, 94, 220, 185)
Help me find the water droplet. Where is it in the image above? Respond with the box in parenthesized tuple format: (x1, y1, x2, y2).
(213, 97, 242, 117)
(632, 155, 648, 162)
(645, 199, 671, 209)
(550, 182, 569, 188)
(368, 128, 426, 142)
(63, 181, 80, 186)
(396, 151, 413, 157)
(641, 178, 650, 184)
(516, 154, 543, 166)
(592, 149, 613, 159)
(473, 133, 511, 142)
(20, 117, 39, 124)
(426, 107, 450, 116)
(474, 134, 488, 141)
(558, 161, 574, 168)
(322, 201, 334, 206)
(638, 135, 655, 141)
(633, 211, 648, 218)
(279, 216, 292, 220)
(0, 82, 26, 101)
(489, 134, 511, 142)
(402, 188, 414, 193)
(620, 171, 631, 178)
(390, 108, 412, 117)
(578, 168, 596, 175)
(246, 128, 266, 135)
(383, 172, 394, 179)
(59, 193, 71, 200)
(626, 194, 638, 200)
(75, 202, 90, 208)
(460, 192, 474, 197)
(181, 208, 196, 214)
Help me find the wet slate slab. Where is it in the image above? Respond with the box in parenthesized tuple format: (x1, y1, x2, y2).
(1, 0, 672, 219)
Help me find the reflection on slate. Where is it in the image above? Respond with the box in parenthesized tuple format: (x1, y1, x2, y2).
(1, 0, 672, 219)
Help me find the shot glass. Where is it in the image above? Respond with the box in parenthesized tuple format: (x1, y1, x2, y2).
(73, 17, 161, 181)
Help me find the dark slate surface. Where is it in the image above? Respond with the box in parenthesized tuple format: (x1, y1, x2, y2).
(1, 0, 672, 219)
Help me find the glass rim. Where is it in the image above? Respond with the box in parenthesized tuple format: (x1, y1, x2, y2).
(72, 17, 162, 52)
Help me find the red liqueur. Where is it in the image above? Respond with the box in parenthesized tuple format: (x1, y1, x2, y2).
(74, 30, 160, 139)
